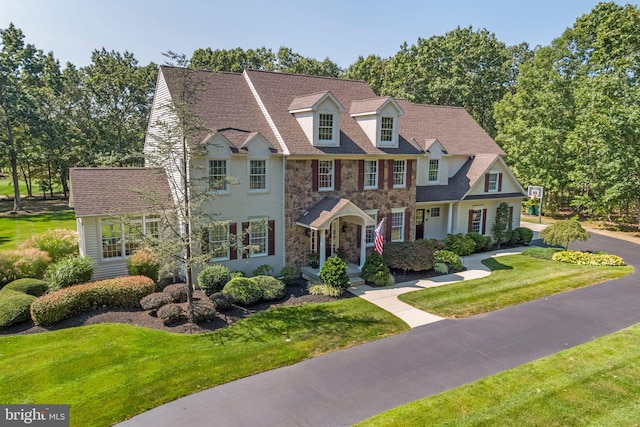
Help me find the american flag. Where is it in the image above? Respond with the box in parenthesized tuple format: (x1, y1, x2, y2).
(374, 218, 385, 255)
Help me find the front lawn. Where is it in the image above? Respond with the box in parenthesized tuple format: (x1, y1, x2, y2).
(0, 298, 408, 427)
(358, 323, 640, 426)
(399, 254, 633, 318)
(0, 209, 76, 250)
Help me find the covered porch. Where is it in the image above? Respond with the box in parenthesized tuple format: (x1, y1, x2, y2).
(296, 196, 376, 272)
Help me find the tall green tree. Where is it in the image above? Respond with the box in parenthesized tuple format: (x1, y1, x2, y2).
(343, 54, 390, 94)
(0, 23, 48, 211)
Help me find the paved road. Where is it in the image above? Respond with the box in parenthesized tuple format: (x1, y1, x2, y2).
(118, 233, 640, 427)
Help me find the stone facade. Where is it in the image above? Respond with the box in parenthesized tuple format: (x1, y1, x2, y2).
(284, 158, 416, 267)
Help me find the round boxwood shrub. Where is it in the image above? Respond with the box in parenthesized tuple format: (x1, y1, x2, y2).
(3, 278, 48, 297)
(320, 256, 349, 290)
(210, 292, 235, 312)
(253, 275, 286, 301)
(0, 290, 36, 329)
(197, 264, 230, 296)
(163, 283, 189, 303)
(279, 265, 299, 285)
(514, 227, 534, 244)
(188, 298, 217, 323)
(45, 255, 94, 292)
(222, 277, 262, 306)
(127, 247, 160, 283)
(157, 303, 184, 325)
(443, 233, 476, 256)
(140, 292, 173, 311)
(466, 232, 493, 252)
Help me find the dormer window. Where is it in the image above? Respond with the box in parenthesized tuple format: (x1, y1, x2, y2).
(289, 91, 344, 147)
(318, 113, 334, 141)
(381, 117, 394, 142)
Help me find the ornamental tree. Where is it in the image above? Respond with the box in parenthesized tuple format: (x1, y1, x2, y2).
(540, 218, 589, 250)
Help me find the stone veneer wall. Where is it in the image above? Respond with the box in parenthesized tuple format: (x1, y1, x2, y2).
(284, 159, 416, 268)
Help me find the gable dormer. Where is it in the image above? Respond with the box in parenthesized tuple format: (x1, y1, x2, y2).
(349, 97, 404, 148)
(288, 91, 345, 147)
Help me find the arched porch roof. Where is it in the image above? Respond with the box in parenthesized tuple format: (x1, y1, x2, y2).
(296, 196, 376, 230)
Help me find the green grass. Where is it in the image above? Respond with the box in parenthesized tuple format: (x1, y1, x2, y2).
(0, 178, 62, 197)
(399, 254, 633, 318)
(0, 298, 408, 427)
(358, 324, 640, 426)
(0, 209, 76, 250)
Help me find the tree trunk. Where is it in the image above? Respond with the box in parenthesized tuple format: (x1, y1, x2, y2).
(60, 169, 69, 199)
(7, 125, 22, 212)
(47, 161, 54, 198)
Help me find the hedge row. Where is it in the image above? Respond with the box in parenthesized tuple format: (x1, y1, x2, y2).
(0, 279, 48, 329)
(552, 251, 626, 266)
(30, 276, 155, 326)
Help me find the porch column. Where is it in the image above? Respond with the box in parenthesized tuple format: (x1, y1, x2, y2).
(447, 202, 454, 234)
(359, 222, 367, 270)
(319, 229, 327, 269)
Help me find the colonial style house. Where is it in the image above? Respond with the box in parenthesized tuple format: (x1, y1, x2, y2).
(70, 66, 525, 280)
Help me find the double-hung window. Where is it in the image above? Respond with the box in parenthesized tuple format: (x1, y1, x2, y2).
(249, 159, 267, 192)
(318, 160, 334, 191)
(393, 160, 406, 187)
(391, 209, 405, 242)
(248, 220, 268, 257)
(365, 210, 378, 247)
(470, 209, 483, 233)
(487, 172, 498, 192)
(210, 222, 230, 260)
(318, 113, 334, 141)
(381, 117, 394, 142)
(209, 160, 228, 192)
(428, 159, 439, 183)
(364, 160, 378, 189)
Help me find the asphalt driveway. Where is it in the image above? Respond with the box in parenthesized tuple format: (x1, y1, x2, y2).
(118, 233, 640, 427)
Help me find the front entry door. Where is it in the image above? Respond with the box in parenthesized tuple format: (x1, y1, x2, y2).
(415, 209, 425, 239)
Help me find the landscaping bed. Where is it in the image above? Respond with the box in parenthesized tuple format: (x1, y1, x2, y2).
(1, 278, 354, 336)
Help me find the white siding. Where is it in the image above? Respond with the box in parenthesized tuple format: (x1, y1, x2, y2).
(82, 216, 129, 281)
(466, 161, 520, 197)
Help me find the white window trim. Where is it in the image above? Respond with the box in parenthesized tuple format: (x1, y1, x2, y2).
(428, 159, 440, 183)
(315, 111, 339, 147)
(209, 159, 230, 195)
(364, 210, 378, 247)
(248, 218, 268, 258)
(380, 116, 395, 145)
(248, 158, 268, 194)
(364, 160, 378, 190)
(390, 207, 406, 242)
(318, 160, 334, 191)
(471, 207, 484, 234)
(99, 215, 160, 261)
(210, 221, 231, 261)
(487, 170, 499, 192)
(393, 160, 406, 188)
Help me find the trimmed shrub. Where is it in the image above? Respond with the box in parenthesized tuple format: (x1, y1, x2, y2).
(443, 233, 476, 256)
(521, 247, 561, 260)
(552, 250, 626, 266)
(0, 290, 36, 329)
(252, 264, 275, 277)
(188, 298, 217, 323)
(45, 255, 94, 292)
(280, 265, 299, 285)
(210, 292, 235, 312)
(361, 252, 394, 286)
(30, 276, 155, 326)
(253, 275, 286, 301)
(127, 247, 160, 283)
(433, 250, 463, 272)
(157, 304, 184, 325)
(140, 292, 173, 311)
(163, 283, 189, 303)
(3, 278, 48, 297)
(514, 227, 534, 244)
(307, 283, 343, 297)
(21, 229, 79, 263)
(197, 265, 230, 296)
(230, 271, 245, 279)
(466, 232, 493, 252)
(222, 277, 262, 306)
(320, 256, 349, 290)
(383, 240, 436, 272)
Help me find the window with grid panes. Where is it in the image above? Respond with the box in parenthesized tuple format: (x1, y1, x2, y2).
(487, 172, 498, 191)
(365, 211, 378, 246)
(428, 159, 439, 182)
(431, 207, 440, 218)
(318, 160, 334, 190)
(364, 160, 378, 189)
(381, 117, 394, 142)
(210, 222, 230, 260)
(393, 160, 406, 187)
(209, 160, 228, 191)
(249, 160, 267, 191)
(471, 209, 483, 233)
(318, 113, 333, 141)
(391, 211, 404, 242)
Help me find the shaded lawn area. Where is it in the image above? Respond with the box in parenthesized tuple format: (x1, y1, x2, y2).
(0, 298, 408, 427)
(0, 209, 76, 250)
(399, 254, 633, 318)
(358, 323, 640, 426)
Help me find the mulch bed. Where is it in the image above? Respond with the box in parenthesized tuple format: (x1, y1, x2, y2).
(0, 279, 356, 337)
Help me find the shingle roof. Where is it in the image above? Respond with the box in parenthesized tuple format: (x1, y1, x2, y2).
(296, 196, 376, 229)
(70, 168, 173, 216)
(160, 67, 505, 158)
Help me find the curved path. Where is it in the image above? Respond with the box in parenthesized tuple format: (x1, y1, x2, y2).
(118, 233, 640, 427)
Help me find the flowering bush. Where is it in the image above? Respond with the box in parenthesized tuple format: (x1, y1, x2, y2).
(127, 247, 160, 283)
(552, 251, 625, 266)
(21, 229, 79, 263)
(30, 275, 155, 326)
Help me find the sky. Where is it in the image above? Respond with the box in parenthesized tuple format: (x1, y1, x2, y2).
(1, 0, 638, 69)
